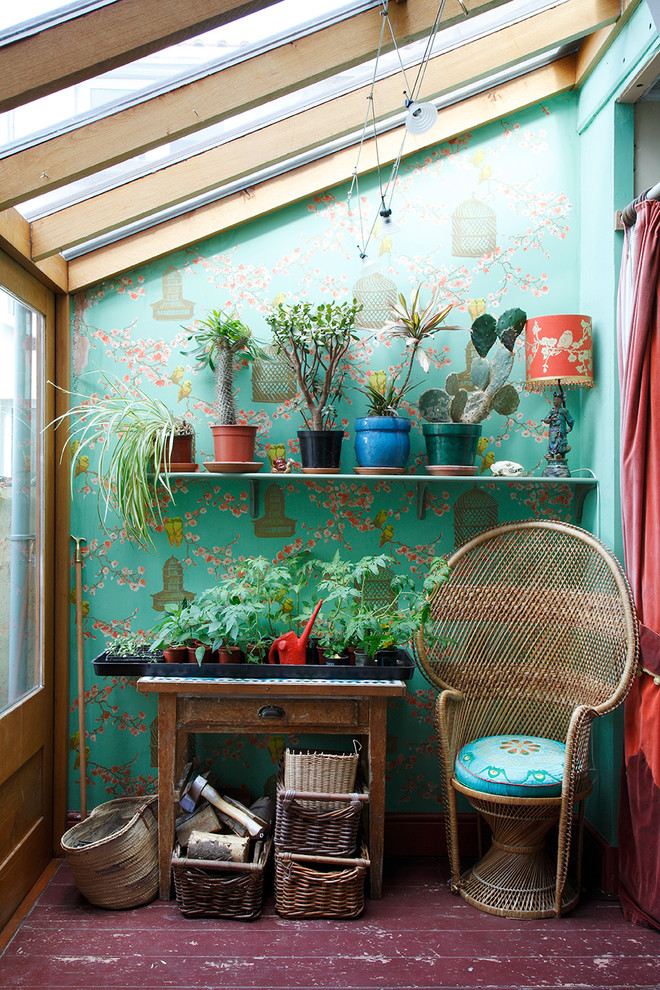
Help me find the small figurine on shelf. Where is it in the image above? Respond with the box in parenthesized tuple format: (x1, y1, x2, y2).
(542, 387, 574, 477)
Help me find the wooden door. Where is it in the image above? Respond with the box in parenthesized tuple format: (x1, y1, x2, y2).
(0, 252, 55, 930)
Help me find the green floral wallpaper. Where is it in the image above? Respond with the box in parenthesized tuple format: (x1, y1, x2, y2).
(67, 92, 594, 815)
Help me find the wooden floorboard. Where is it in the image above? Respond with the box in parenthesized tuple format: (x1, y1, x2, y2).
(0, 857, 658, 989)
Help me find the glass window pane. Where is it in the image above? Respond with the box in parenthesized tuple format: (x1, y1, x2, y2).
(0, 288, 41, 712)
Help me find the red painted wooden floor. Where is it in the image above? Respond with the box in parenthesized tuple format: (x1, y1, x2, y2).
(1, 856, 658, 990)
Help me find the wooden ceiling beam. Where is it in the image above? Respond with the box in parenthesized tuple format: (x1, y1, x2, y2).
(0, 209, 67, 292)
(0, 0, 516, 211)
(0, 0, 283, 114)
(32, 0, 619, 259)
(67, 56, 576, 292)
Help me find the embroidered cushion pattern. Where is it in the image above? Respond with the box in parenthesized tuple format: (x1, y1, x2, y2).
(454, 734, 566, 797)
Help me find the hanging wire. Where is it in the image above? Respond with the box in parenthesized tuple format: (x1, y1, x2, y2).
(349, 0, 469, 260)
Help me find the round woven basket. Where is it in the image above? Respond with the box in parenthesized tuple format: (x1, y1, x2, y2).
(61, 796, 158, 909)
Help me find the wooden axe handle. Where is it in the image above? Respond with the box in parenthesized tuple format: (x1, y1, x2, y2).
(201, 783, 264, 838)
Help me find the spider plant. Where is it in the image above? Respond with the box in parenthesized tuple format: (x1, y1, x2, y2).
(52, 374, 183, 550)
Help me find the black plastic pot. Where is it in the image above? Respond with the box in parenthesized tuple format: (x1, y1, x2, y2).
(297, 430, 343, 471)
(375, 648, 400, 667)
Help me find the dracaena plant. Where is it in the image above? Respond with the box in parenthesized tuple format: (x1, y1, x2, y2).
(361, 285, 455, 416)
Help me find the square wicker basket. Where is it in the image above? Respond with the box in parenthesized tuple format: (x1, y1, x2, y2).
(283, 746, 360, 810)
(171, 837, 272, 919)
(275, 760, 368, 856)
(274, 840, 370, 919)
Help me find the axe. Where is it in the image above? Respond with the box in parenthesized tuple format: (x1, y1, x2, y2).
(179, 775, 268, 839)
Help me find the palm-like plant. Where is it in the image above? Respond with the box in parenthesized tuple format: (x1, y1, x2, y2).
(183, 309, 264, 423)
(53, 374, 183, 549)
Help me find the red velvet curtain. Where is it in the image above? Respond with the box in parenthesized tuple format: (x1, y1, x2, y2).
(617, 198, 660, 929)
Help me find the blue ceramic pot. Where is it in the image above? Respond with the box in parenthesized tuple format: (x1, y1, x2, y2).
(354, 416, 411, 469)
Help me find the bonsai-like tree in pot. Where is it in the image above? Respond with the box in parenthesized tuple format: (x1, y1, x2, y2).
(266, 299, 362, 470)
(184, 309, 264, 465)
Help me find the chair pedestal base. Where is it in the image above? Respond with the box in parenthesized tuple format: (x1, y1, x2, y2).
(453, 782, 586, 919)
(459, 851, 580, 920)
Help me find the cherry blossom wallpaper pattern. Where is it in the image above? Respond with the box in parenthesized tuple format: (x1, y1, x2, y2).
(67, 93, 589, 813)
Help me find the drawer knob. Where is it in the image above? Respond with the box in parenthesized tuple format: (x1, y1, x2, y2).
(257, 704, 286, 719)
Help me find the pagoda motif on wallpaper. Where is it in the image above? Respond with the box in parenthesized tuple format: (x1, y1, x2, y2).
(254, 485, 297, 538)
(150, 266, 195, 321)
(151, 556, 195, 611)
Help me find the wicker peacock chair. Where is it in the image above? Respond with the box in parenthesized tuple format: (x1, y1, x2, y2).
(415, 519, 639, 919)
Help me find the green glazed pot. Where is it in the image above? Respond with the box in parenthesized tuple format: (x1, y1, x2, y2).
(422, 422, 483, 468)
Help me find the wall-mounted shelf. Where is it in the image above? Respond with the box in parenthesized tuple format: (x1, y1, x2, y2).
(167, 471, 598, 524)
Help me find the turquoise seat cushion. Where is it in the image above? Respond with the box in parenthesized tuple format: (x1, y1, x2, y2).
(454, 734, 565, 797)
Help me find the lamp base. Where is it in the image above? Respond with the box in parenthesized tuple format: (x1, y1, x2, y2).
(542, 457, 571, 478)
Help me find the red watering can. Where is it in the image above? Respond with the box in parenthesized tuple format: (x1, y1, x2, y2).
(268, 600, 323, 665)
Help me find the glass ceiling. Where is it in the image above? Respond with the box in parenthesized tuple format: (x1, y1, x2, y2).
(1, 0, 572, 251)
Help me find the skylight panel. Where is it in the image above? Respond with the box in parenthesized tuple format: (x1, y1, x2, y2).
(0, 0, 379, 154)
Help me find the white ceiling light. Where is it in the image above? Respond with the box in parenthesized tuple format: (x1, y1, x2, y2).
(404, 99, 438, 135)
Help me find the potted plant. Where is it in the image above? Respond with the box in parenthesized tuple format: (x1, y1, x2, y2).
(354, 285, 454, 472)
(266, 299, 362, 471)
(107, 631, 154, 660)
(418, 306, 527, 474)
(162, 416, 197, 472)
(183, 308, 264, 467)
(150, 599, 195, 663)
(53, 374, 191, 550)
(317, 551, 449, 665)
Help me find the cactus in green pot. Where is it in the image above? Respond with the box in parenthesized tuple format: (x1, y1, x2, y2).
(419, 307, 526, 425)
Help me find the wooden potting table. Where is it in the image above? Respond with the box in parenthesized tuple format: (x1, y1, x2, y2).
(137, 675, 408, 900)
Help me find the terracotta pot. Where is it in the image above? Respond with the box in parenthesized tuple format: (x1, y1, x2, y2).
(210, 424, 257, 463)
(162, 645, 189, 664)
(187, 641, 217, 664)
(216, 645, 243, 664)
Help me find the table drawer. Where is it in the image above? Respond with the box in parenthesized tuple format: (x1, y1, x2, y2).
(181, 697, 362, 732)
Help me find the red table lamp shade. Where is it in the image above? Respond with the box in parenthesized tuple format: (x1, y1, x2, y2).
(525, 314, 594, 390)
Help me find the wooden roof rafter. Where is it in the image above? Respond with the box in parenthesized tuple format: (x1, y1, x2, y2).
(28, 0, 621, 261)
(66, 55, 577, 292)
(0, 0, 507, 212)
(0, 0, 283, 114)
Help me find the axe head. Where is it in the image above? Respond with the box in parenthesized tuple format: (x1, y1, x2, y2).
(179, 773, 208, 813)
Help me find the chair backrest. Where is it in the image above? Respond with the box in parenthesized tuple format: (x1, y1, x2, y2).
(415, 520, 639, 745)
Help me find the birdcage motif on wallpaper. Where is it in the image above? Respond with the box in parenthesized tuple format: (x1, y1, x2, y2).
(150, 266, 195, 320)
(451, 197, 496, 257)
(254, 484, 296, 538)
(359, 563, 397, 608)
(252, 345, 298, 403)
(151, 556, 195, 611)
(352, 263, 398, 329)
(453, 486, 498, 548)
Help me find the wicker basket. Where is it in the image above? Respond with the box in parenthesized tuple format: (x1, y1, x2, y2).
(172, 837, 272, 919)
(60, 796, 158, 909)
(283, 746, 359, 810)
(274, 840, 370, 918)
(275, 761, 368, 856)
